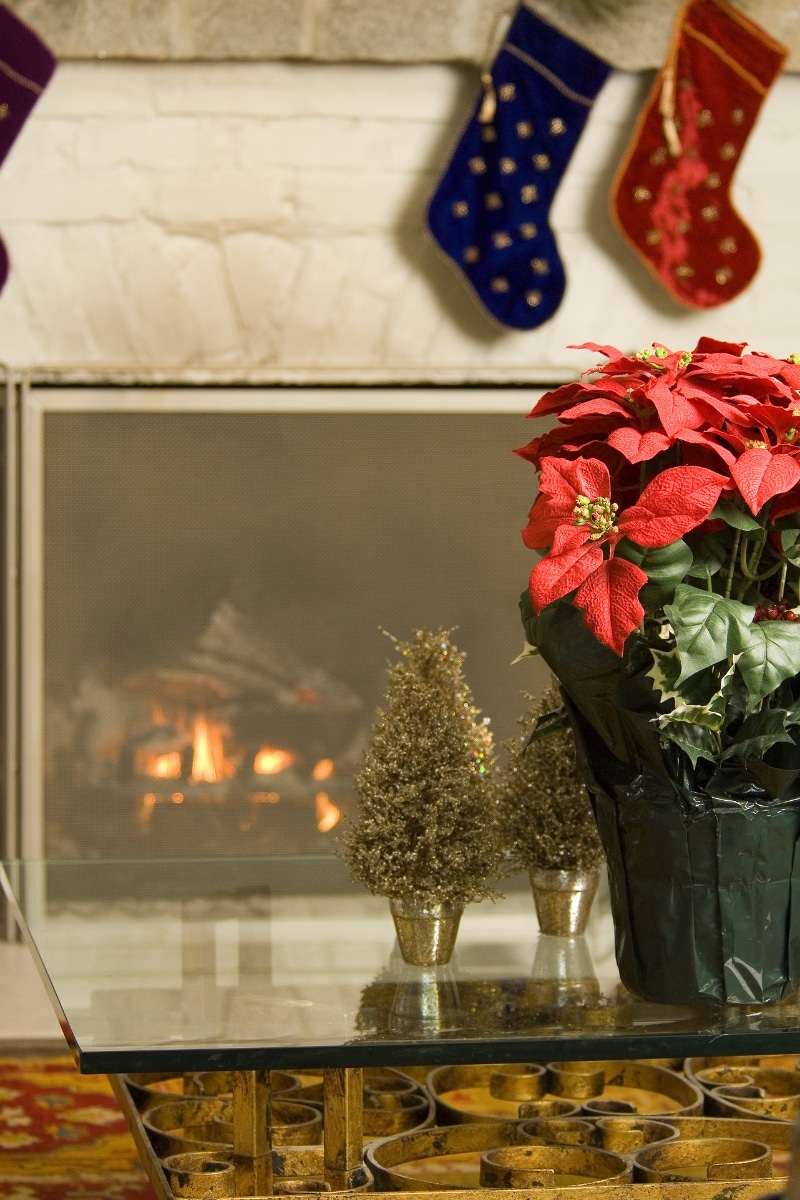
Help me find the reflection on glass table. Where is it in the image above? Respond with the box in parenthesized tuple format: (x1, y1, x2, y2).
(3, 856, 800, 1074)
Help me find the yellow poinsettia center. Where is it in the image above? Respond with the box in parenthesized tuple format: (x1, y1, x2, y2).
(743, 439, 767, 449)
(573, 494, 619, 541)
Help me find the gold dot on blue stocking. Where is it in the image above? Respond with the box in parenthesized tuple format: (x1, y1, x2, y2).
(531, 257, 549, 275)
(550, 118, 566, 135)
(533, 154, 550, 170)
(491, 277, 510, 292)
(469, 157, 486, 174)
(500, 157, 517, 174)
(521, 185, 538, 203)
(516, 121, 533, 138)
(519, 222, 538, 239)
(485, 192, 503, 210)
(526, 290, 543, 307)
(499, 84, 516, 101)
(452, 201, 468, 217)
(493, 232, 512, 249)
(463, 246, 480, 263)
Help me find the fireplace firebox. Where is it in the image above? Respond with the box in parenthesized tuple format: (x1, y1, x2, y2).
(4, 379, 550, 860)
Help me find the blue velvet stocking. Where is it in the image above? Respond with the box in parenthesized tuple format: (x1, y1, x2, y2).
(427, 5, 610, 330)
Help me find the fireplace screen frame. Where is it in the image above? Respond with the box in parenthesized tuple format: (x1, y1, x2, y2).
(4, 374, 549, 862)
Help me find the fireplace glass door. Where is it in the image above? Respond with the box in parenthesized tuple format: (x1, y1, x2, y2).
(12, 383, 548, 860)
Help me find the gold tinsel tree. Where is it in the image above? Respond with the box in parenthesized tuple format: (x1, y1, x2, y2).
(499, 680, 604, 872)
(338, 628, 502, 906)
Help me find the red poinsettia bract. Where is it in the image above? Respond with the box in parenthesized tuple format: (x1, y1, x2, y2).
(525, 457, 726, 655)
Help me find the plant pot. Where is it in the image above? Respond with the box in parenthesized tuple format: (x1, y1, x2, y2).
(389, 897, 463, 966)
(529, 866, 601, 936)
(569, 701, 800, 1007)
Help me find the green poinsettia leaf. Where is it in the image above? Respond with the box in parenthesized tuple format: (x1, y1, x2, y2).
(781, 540, 800, 566)
(616, 537, 693, 607)
(685, 533, 727, 580)
(737, 622, 800, 711)
(664, 585, 755, 684)
(781, 529, 800, 553)
(709, 500, 763, 533)
(657, 720, 719, 767)
(720, 708, 795, 762)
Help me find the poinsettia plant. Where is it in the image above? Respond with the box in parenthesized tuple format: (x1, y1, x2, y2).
(518, 337, 800, 791)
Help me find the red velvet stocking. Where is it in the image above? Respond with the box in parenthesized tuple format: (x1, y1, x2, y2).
(610, 0, 786, 309)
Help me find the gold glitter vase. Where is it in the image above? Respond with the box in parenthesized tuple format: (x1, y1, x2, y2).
(529, 865, 600, 937)
(389, 897, 463, 966)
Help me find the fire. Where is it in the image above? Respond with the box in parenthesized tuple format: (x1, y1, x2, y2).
(190, 715, 229, 783)
(253, 746, 296, 776)
(315, 791, 341, 833)
(135, 748, 182, 779)
(312, 758, 334, 781)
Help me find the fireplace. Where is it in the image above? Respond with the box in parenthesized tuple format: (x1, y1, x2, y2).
(6, 380, 550, 860)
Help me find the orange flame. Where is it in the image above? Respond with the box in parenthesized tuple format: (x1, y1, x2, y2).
(136, 748, 182, 779)
(253, 746, 296, 776)
(316, 791, 341, 833)
(312, 757, 335, 781)
(190, 715, 228, 783)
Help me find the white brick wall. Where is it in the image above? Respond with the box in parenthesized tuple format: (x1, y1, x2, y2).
(0, 59, 799, 381)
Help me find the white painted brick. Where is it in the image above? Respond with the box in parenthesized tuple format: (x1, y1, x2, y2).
(76, 118, 158, 169)
(222, 232, 303, 359)
(149, 172, 293, 226)
(292, 170, 408, 233)
(154, 119, 209, 170)
(0, 59, 799, 376)
(37, 62, 157, 119)
(153, 62, 464, 120)
(0, 177, 151, 222)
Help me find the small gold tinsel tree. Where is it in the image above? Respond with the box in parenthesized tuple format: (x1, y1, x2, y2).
(338, 628, 501, 907)
(500, 679, 604, 873)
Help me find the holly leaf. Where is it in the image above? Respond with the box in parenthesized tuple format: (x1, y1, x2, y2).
(664, 585, 755, 683)
(736, 621, 800, 711)
(658, 721, 719, 767)
(619, 467, 726, 548)
(646, 647, 683, 703)
(659, 690, 727, 731)
(616, 537, 693, 608)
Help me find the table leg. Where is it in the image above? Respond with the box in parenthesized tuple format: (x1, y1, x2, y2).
(232, 1069, 272, 1197)
(323, 1067, 363, 1192)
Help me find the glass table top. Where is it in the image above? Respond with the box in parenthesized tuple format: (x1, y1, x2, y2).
(3, 856, 800, 1074)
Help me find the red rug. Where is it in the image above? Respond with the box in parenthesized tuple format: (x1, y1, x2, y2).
(0, 1055, 155, 1200)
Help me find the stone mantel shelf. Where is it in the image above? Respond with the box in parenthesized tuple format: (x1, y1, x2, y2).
(8, 0, 800, 72)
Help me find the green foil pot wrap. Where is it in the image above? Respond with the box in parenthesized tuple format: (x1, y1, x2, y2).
(522, 593, 800, 1008)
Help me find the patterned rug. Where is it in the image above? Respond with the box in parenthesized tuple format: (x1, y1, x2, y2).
(0, 1053, 155, 1200)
